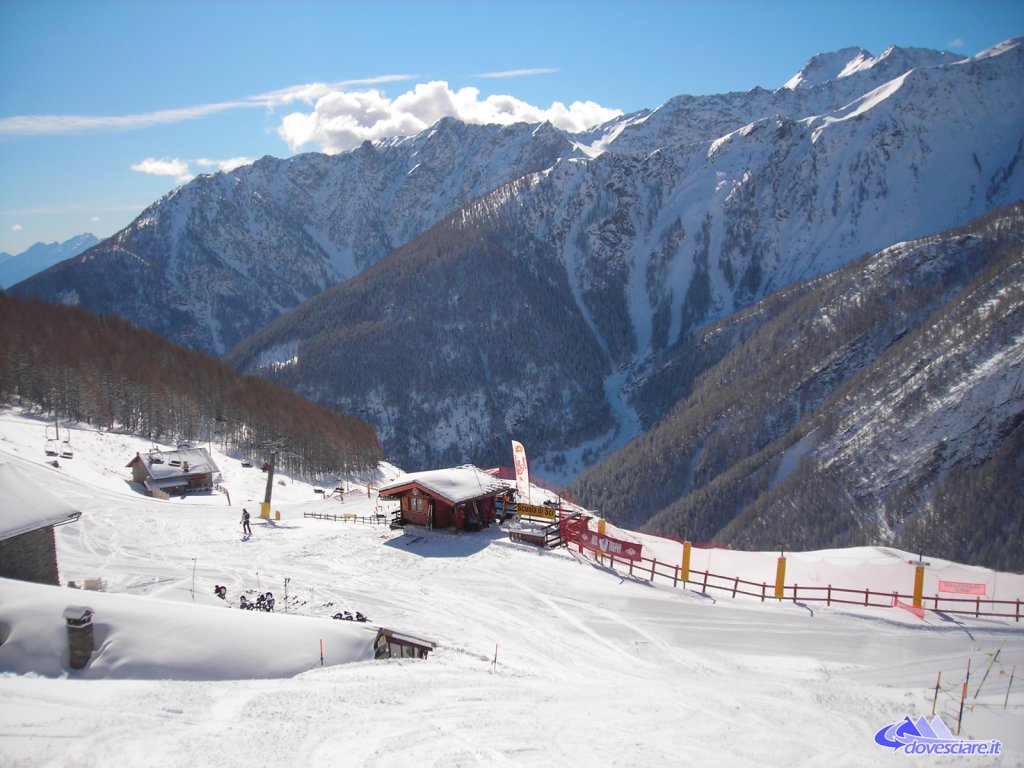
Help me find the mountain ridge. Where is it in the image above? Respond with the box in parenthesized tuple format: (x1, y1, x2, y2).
(0, 233, 98, 288)
(11, 39, 1024, 490)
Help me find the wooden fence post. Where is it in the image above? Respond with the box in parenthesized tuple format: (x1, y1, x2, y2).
(732, 576, 738, 598)
(827, 584, 832, 606)
(651, 558, 658, 583)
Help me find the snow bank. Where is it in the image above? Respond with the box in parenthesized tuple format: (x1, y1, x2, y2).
(0, 578, 375, 680)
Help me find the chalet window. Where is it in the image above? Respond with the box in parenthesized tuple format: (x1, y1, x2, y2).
(404, 496, 429, 515)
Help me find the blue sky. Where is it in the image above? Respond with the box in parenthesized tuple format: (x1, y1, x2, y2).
(1, 0, 1021, 255)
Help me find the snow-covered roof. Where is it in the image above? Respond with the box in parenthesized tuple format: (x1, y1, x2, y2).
(129, 448, 219, 480)
(0, 462, 82, 540)
(378, 465, 513, 505)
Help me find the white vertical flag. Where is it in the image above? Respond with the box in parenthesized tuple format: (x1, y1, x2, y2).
(511, 440, 531, 503)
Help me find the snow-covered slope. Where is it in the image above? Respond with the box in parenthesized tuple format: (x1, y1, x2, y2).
(0, 408, 1021, 766)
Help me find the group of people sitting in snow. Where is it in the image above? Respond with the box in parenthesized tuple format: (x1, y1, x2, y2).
(332, 610, 368, 622)
(213, 584, 227, 600)
(239, 592, 275, 612)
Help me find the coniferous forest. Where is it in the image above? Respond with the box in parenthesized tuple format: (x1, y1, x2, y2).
(0, 292, 381, 477)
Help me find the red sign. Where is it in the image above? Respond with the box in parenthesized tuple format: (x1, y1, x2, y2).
(560, 519, 643, 561)
(938, 580, 987, 595)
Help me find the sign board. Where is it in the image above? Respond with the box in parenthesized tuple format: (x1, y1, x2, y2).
(515, 502, 557, 521)
(938, 580, 987, 595)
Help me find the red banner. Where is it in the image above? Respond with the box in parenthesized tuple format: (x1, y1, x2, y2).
(561, 518, 643, 561)
(938, 580, 987, 595)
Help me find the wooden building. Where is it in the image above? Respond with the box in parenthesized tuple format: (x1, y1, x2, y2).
(127, 446, 220, 499)
(0, 462, 82, 586)
(378, 465, 514, 532)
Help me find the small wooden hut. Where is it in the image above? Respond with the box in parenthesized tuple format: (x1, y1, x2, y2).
(378, 465, 514, 532)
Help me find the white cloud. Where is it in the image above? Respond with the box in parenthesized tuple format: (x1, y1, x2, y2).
(474, 68, 558, 79)
(91, 216, 101, 223)
(11, 224, 22, 232)
(0, 75, 420, 137)
(130, 157, 193, 183)
(278, 80, 623, 154)
(196, 157, 254, 173)
(130, 156, 255, 183)
(948, 38, 965, 49)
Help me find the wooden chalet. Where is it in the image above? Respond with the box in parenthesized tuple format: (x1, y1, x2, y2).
(378, 465, 515, 532)
(127, 446, 220, 499)
(0, 462, 82, 585)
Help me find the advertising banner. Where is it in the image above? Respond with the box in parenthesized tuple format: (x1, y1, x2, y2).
(561, 518, 643, 561)
(511, 440, 530, 503)
(938, 580, 987, 595)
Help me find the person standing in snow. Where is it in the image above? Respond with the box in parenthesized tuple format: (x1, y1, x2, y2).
(241, 508, 252, 536)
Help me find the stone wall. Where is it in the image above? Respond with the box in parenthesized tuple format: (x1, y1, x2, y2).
(0, 526, 60, 585)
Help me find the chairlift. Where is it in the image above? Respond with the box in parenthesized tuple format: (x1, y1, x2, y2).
(44, 424, 60, 456)
(60, 440, 74, 459)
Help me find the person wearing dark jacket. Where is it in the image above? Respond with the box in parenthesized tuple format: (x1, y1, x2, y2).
(241, 508, 252, 536)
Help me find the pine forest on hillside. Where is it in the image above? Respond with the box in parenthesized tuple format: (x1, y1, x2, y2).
(570, 204, 1024, 572)
(0, 293, 381, 476)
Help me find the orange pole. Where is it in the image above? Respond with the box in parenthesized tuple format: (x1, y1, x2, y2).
(774, 556, 787, 600)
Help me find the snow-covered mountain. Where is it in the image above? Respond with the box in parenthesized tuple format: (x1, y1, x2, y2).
(0, 233, 98, 288)
(15, 40, 1022, 356)
(222, 39, 1024, 476)
(13, 122, 580, 353)
(12, 39, 1024, 485)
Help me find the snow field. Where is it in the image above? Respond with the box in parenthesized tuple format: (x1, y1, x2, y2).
(0, 408, 1021, 767)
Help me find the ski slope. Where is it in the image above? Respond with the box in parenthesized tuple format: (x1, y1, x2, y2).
(0, 407, 1021, 767)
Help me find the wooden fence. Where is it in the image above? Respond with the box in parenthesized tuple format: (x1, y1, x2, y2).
(584, 547, 1022, 622)
(303, 511, 388, 525)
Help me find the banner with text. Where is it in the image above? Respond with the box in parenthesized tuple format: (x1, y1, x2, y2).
(516, 502, 557, 520)
(938, 580, 987, 595)
(562, 521, 643, 561)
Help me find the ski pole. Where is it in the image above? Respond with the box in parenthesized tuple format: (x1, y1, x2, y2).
(932, 671, 941, 716)
(1006, 665, 1016, 710)
(957, 657, 971, 735)
(974, 648, 1000, 699)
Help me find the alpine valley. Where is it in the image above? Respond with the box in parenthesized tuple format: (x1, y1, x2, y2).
(11, 39, 1024, 568)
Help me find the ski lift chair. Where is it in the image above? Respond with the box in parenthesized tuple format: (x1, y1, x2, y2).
(60, 440, 74, 459)
(45, 439, 59, 457)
